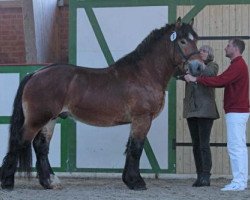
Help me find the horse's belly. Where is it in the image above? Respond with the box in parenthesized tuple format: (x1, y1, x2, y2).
(69, 107, 130, 127)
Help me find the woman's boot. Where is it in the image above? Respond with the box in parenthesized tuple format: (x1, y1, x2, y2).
(192, 173, 201, 187)
(194, 173, 210, 187)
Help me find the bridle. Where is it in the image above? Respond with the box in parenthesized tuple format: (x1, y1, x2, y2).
(171, 32, 200, 68)
(175, 40, 200, 63)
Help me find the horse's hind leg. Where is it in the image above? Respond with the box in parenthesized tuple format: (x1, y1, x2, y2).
(1, 149, 19, 189)
(122, 115, 152, 190)
(1, 125, 40, 190)
(33, 120, 61, 189)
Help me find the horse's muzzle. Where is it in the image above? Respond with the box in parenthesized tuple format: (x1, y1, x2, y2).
(186, 60, 204, 77)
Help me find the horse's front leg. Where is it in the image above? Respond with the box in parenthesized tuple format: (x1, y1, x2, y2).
(122, 115, 152, 190)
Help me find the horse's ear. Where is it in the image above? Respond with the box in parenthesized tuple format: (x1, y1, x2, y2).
(175, 17, 182, 28)
(189, 18, 194, 27)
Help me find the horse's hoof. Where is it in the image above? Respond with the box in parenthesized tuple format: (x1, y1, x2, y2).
(123, 177, 147, 190)
(1, 183, 14, 190)
(40, 175, 62, 190)
(131, 184, 147, 190)
(51, 183, 63, 190)
(50, 175, 62, 189)
(126, 183, 147, 190)
(40, 179, 53, 190)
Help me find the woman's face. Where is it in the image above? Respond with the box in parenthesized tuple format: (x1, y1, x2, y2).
(199, 48, 208, 61)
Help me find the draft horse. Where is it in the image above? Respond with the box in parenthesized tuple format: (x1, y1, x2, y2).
(0, 18, 202, 190)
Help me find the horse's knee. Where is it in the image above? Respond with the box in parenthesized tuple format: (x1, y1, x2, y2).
(33, 133, 49, 155)
(125, 137, 144, 159)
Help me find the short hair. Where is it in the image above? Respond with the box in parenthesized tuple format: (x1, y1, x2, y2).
(230, 38, 245, 54)
(199, 45, 214, 61)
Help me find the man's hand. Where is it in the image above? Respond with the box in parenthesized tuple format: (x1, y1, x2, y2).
(184, 74, 197, 83)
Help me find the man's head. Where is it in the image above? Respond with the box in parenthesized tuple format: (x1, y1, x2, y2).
(225, 38, 245, 59)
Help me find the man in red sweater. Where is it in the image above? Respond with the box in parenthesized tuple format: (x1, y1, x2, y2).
(185, 38, 249, 191)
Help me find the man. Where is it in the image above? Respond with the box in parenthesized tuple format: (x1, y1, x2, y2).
(184, 38, 249, 191)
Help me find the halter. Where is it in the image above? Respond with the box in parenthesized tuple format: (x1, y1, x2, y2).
(175, 41, 200, 62)
(170, 31, 200, 67)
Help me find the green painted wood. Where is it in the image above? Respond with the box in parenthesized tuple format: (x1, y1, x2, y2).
(78, 0, 175, 8)
(167, 1, 177, 174)
(182, 3, 206, 23)
(77, 0, 250, 7)
(61, 118, 77, 172)
(0, 116, 10, 124)
(84, 6, 114, 65)
(143, 138, 161, 174)
(167, 79, 177, 173)
(69, 0, 77, 65)
(176, 0, 250, 5)
(67, 1, 78, 173)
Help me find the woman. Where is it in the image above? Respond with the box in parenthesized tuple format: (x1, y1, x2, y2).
(183, 45, 219, 187)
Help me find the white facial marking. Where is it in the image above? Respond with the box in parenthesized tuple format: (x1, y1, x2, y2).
(188, 33, 194, 41)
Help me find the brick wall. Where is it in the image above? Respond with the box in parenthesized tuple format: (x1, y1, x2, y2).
(0, 5, 69, 64)
(0, 7, 26, 64)
(58, 6, 69, 63)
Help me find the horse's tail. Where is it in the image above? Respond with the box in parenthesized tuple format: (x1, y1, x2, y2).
(1, 73, 34, 183)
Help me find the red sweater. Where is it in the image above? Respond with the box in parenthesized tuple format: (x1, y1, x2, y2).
(197, 56, 249, 113)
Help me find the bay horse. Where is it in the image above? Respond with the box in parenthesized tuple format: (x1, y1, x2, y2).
(0, 18, 202, 190)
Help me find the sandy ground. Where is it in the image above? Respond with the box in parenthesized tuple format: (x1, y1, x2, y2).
(0, 175, 250, 200)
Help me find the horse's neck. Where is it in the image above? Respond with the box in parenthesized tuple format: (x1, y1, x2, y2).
(138, 53, 174, 89)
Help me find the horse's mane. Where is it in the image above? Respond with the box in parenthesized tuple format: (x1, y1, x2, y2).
(114, 22, 198, 66)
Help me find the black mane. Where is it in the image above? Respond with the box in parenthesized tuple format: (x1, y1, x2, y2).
(114, 22, 198, 66)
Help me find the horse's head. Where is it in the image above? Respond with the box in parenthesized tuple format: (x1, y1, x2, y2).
(170, 17, 203, 78)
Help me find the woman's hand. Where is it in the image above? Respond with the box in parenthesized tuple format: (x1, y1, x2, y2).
(184, 74, 197, 83)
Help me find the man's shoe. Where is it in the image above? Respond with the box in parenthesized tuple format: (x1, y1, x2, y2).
(221, 182, 245, 191)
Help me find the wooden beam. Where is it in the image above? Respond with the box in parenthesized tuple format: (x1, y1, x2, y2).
(22, 0, 37, 63)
